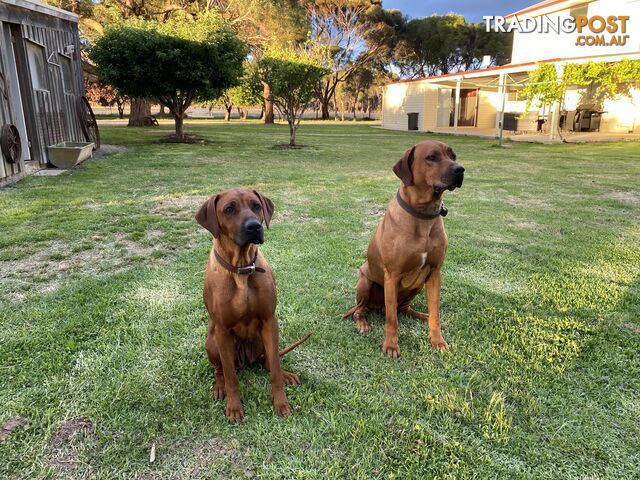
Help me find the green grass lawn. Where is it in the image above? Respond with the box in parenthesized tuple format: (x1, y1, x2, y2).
(0, 123, 638, 479)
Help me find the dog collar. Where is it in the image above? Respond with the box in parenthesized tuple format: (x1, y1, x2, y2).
(214, 249, 266, 275)
(396, 190, 448, 220)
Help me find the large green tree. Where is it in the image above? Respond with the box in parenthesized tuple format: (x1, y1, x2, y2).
(257, 47, 327, 146)
(91, 12, 247, 140)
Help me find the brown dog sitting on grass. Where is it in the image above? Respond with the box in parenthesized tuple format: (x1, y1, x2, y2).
(344, 140, 464, 357)
(196, 188, 309, 421)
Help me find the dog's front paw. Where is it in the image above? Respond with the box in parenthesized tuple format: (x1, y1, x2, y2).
(225, 399, 244, 422)
(430, 334, 449, 351)
(383, 341, 400, 358)
(273, 395, 292, 417)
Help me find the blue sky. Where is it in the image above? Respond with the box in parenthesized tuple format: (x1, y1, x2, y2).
(384, 0, 536, 22)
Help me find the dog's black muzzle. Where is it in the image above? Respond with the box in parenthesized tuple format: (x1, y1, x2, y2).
(448, 164, 465, 190)
(238, 218, 264, 245)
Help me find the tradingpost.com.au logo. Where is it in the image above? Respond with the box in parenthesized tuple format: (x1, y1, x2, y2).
(484, 14, 630, 47)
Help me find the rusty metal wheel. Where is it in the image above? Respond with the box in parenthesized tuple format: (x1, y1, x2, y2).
(0, 124, 21, 164)
(76, 96, 100, 150)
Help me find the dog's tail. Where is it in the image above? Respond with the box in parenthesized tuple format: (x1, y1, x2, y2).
(279, 333, 312, 357)
(343, 306, 357, 319)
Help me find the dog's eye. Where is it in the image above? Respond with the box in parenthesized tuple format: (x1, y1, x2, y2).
(426, 153, 439, 162)
(449, 150, 457, 160)
(252, 202, 262, 212)
(223, 204, 235, 215)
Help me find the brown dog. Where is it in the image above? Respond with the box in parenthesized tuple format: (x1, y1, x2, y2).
(344, 140, 464, 357)
(196, 188, 308, 421)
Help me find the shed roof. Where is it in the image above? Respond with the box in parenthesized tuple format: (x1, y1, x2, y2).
(3, 0, 78, 23)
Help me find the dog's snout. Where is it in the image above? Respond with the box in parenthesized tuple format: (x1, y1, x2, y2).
(244, 218, 263, 233)
(452, 165, 465, 175)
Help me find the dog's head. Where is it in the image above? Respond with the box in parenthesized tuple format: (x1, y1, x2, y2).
(393, 141, 464, 194)
(196, 188, 274, 247)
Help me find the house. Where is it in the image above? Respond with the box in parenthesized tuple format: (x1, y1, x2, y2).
(381, 0, 640, 141)
(0, 0, 90, 185)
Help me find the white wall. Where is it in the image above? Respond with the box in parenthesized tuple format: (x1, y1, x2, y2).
(477, 91, 499, 128)
(511, 0, 640, 64)
(600, 87, 640, 132)
(382, 81, 436, 131)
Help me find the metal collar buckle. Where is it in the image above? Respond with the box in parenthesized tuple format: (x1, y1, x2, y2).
(237, 264, 256, 275)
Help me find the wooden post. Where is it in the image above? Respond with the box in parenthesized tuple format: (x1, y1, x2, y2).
(497, 73, 507, 147)
(454, 78, 461, 132)
(549, 63, 565, 141)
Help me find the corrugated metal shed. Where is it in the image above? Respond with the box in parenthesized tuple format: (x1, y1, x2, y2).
(0, 0, 85, 183)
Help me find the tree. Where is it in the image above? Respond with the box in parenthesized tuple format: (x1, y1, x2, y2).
(208, 1, 308, 124)
(231, 73, 263, 119)
(304, 0, 385, 119)
(257, 47, 327, 146)
(85, 79, 127, 118)
(91, 12, 247, 140)
(215, 65, 262, 120)
(61, 0, 207, 126)
(393, 14, 511, 78)
(343, 65, 375, 120)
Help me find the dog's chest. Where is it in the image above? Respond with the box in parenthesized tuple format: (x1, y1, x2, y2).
(400, 253, 431, 290)
(214, 276, 276, 327)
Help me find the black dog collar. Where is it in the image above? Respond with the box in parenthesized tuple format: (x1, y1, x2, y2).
(396, 190, 448, 220)
(214, 249, 266, 275)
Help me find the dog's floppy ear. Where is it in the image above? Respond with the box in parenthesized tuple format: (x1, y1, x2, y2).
(195, 194, 221, 237)
(393, 146, 416, 186)
(253, 190, 274, 228)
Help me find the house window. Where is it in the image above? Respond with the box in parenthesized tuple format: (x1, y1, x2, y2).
(26, 41, 48, 91)
(507, 90, 519, 102)
(58, 54, 73, 93)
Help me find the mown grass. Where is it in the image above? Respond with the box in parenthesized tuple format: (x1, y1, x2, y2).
(0, 122, 638, 479)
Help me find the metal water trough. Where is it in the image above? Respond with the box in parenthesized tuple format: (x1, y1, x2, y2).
(47, 142, 95, 169)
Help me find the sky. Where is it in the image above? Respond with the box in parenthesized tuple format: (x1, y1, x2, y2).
(384, 0, 537, 22)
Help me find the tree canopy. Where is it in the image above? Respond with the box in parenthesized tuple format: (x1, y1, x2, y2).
(393, 14, 511, 78)
(90, 11, 247, 140)
(258, 47, 328, 145)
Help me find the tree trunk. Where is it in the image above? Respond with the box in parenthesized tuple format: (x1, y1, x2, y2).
(159, 104, 166, 115)
(128, 97, 151, 126)
(288, 121, 296, 147)
(117, 100, 125, 119)
(258, 107, 264, 120)
(224, 105, 232, 121)
(263, 83, 274, 124)
(321, 99, 331, 120)
(174, 115, 184, 140)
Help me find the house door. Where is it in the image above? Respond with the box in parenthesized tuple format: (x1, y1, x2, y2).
(450, 89, 479, 127)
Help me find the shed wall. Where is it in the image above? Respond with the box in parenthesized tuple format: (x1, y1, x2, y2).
(0, 1, 84, 182)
